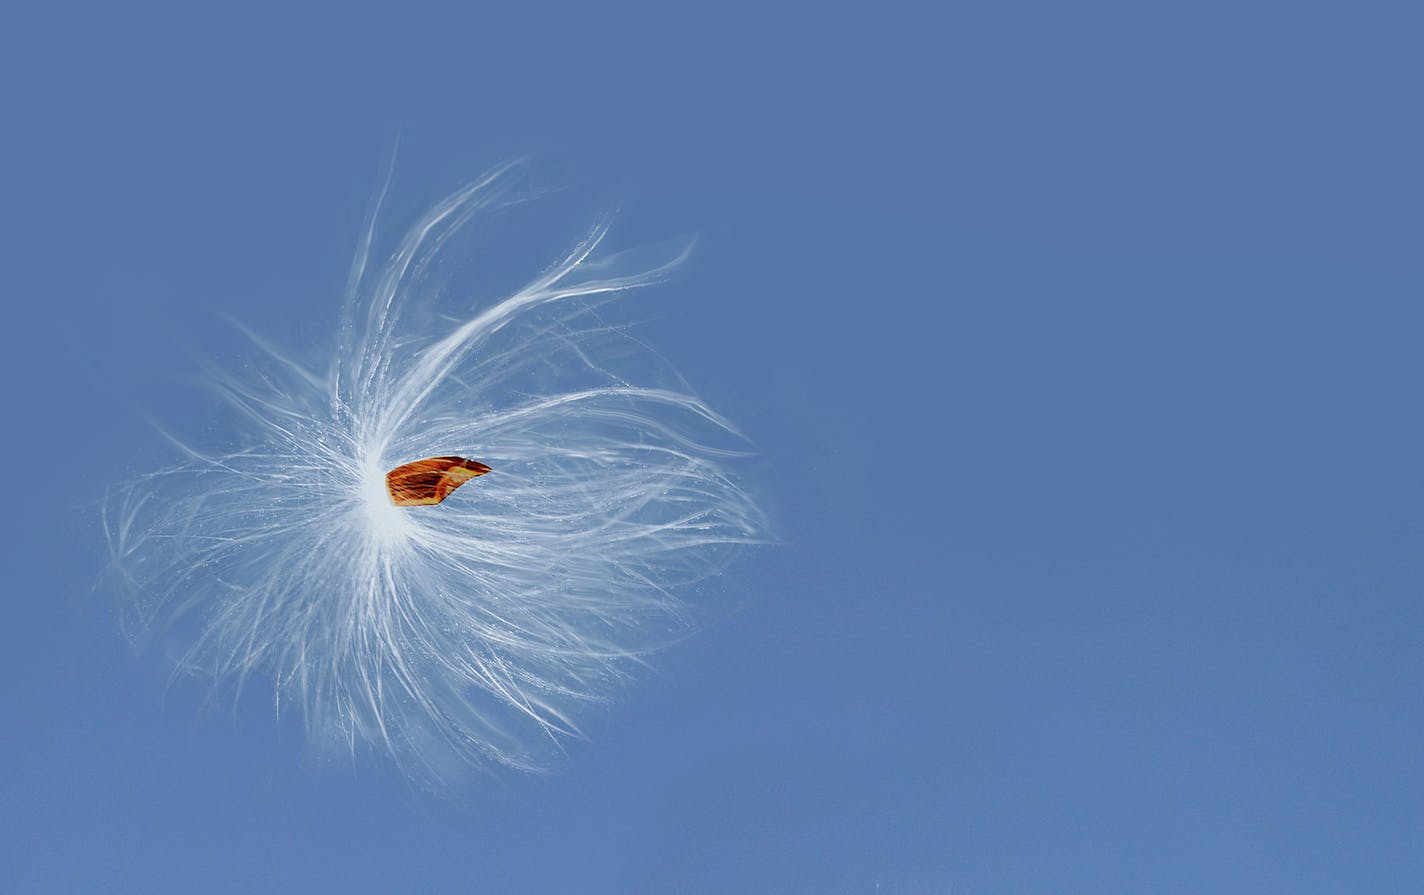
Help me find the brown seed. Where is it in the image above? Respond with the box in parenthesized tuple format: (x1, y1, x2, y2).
(385, 456, 492, 506)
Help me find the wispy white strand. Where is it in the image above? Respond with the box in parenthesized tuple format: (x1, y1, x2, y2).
(104, 162, 765, 785)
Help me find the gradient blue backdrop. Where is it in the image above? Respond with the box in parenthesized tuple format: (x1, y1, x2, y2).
(2, 4, 1420, 893)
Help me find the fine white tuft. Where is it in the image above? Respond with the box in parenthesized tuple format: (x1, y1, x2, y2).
(104, 162, 765, 785)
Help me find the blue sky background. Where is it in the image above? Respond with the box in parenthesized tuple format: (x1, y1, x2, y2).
(2, 4, 1421, 893)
